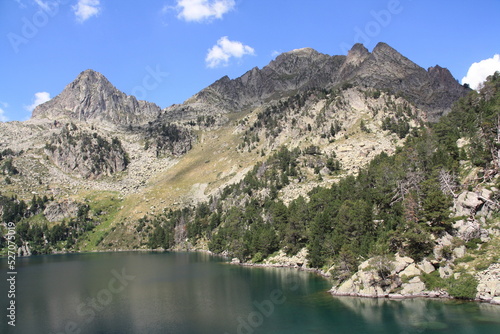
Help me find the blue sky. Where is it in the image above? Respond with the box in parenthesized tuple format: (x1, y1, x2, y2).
(1, 0, 500, 122)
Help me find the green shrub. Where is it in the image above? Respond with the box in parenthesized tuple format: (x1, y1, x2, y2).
(465, 238, 481, 250)
(252, 252, 264, 263)
(448, 274, 478, 300)
(475, 261, 492, 271)
(454, 255, 475, 264)
(421, 271, 447, 291)
(441, 245, 453, 260)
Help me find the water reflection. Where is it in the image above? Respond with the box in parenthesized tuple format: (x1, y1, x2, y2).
(1, 252, 499, 334)
(333, 296, 500, 333)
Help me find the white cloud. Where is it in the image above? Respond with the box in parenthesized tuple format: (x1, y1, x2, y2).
(462, 54, 500, 90)
(0, 102, 9, 121)
(271, 50, 281, 58)
(73, 0, 101, 23)
(206, 36, 255, 68)
(25, 92, 51, 112)
(0, 107, 8, 122)
(175, 0, 235, 22)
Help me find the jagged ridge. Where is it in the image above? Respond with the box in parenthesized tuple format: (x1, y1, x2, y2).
(30, 43, 468, 126)
(166, 42, 468, 122)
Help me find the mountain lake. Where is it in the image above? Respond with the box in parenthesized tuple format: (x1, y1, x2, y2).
(1, 252, 500, 333)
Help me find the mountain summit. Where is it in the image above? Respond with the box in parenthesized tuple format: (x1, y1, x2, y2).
(31, 69, 161, 125)
(166, 42, 468, 122)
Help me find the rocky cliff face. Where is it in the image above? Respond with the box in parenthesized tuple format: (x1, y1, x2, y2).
(44, 123, 129, 179)
(43, 199, 80, 223)
(195, 47, 344, 110)
(165, 42, 468, 122)
(31, 69, 162, 126)
(342, 43, 468, 121)
(141, 121, 194, 157)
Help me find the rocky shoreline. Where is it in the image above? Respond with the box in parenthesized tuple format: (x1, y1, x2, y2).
(230, 247, 333, 278)
(234, 260, 332, 278)
(329, 288, 500, 305)
(329, 254, 500, 306)
(227, 247, 500, 306)
(329, 290, 450, 300)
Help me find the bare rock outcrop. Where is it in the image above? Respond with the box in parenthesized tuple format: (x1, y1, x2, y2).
(454, 191, 484, 217)
(330, 254, 443, 299)
(43, 199, 80, 222)
(44, 124, 129, 179)
(453, 219, 489, 242)
(476, 263, 500, 303)
(263, 248, 309, 268)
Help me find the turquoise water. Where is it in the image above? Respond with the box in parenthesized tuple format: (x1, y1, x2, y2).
(1, 252, 500, 333)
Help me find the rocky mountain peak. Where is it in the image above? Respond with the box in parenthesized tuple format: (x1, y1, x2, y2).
(31, 69, 161, 126)
(340, 43, 370, 74)
(371, 41, 397, 55)
(34, 43, 468, 126)
(286, 47, 320, 56)
(67, 69, 126, 98)
(269, 47, 332, 72)
(73, 69, 112, 87)
(428, 65, 460, 88)
(347, 43, 370, 59)
(370, 42, 420, 70)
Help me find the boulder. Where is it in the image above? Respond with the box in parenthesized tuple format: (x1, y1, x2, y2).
(400, 276, 425, 295)
(438, 233, 454, 247)
(427, 291, 442, 298)
(400, 263, 422, 278)
(456, 138, 469, 148)
(393, 254, 414, 273)
(418, 260, 435, 274)
(439, 264, 453, 279)
(335, 277, 356, 295)
(452, 219, 483, 242)
(453, 245, 466, 259)
(480, 188, 493, 200)
(454, 191, 483, 217)
(486, 281, 499, 297)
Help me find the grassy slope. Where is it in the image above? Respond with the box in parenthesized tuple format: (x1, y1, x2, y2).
(74, 191, 123, 251)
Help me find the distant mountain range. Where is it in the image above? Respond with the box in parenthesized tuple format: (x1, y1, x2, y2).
(32, 42, 468, 126)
